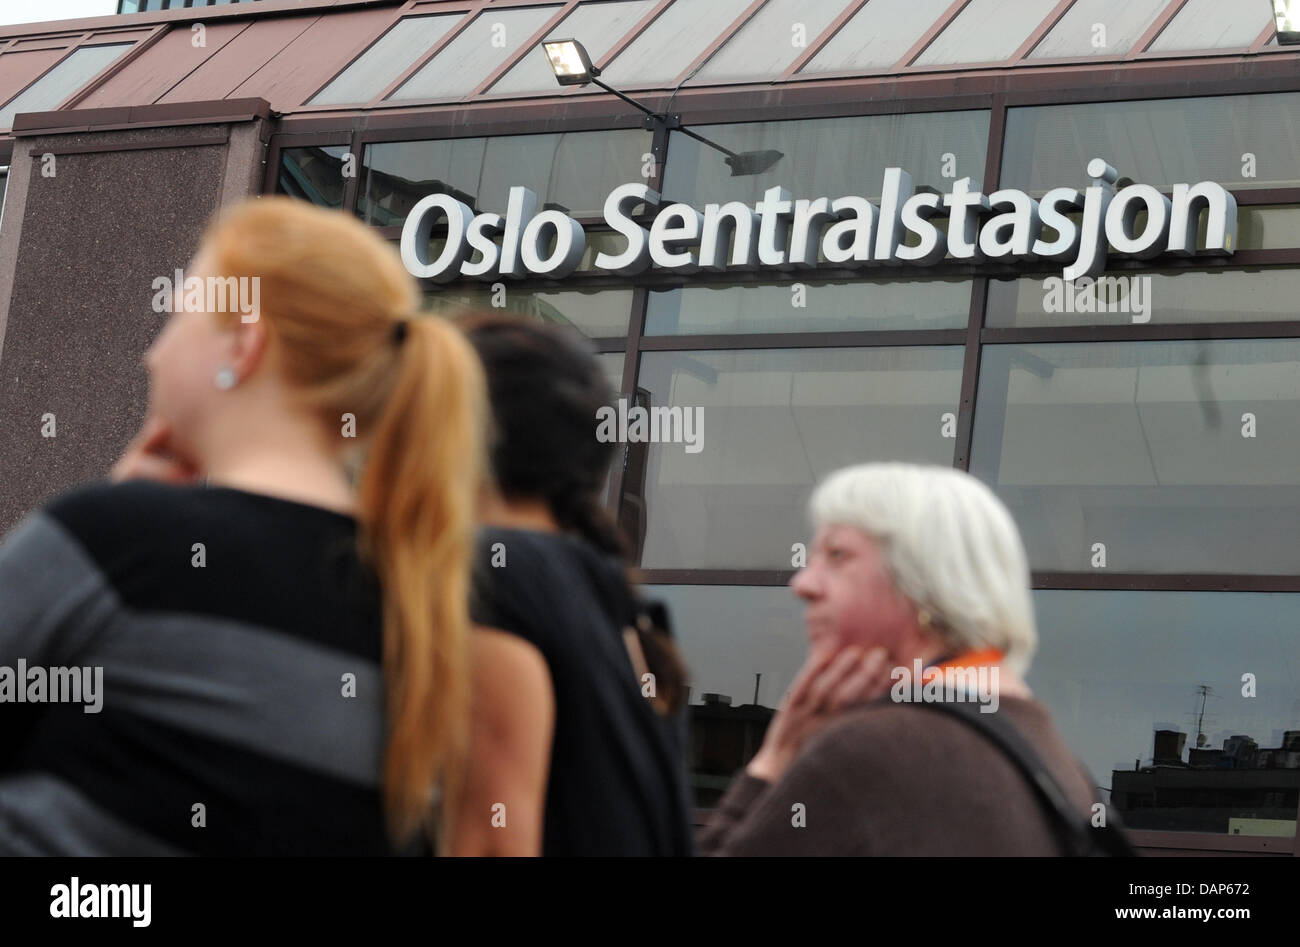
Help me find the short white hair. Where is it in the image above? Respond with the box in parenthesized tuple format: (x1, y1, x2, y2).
(809, 463, 1037, 676)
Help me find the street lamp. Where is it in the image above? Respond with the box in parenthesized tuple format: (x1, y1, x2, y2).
(541, 38, 783, 177)
(1274, 1, 1300, 44)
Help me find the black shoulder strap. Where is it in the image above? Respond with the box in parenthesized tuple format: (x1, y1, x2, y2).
(902, 698, 1136, 856)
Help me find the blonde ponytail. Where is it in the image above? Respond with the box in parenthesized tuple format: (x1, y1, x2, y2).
(358, 316, 485, 845)
(199, 197, 486, 848)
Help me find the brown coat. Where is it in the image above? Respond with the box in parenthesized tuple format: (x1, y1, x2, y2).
(698, 696, 1097, 856)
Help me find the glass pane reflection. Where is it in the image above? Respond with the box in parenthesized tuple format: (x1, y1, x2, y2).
(1001, 93, 1300, 193)
(1148, 0, 1270, 53)
(360, 129, 653, 225)
(430, 287, 632, 337)
(970, 340, 1300, 573)
(1029, 589, 1299, 837)
(662, 111, 988, 209)
(643, 583, 804, 807)
(913, 0, 1059, 66)
(631, 347, 963, 569)
(985, 267, 1300, 329)
(277, 146, 349, 208)
(390, 6, 561, 102)
(645, 280, 971, 335)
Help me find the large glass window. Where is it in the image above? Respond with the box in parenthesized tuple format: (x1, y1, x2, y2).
(1000, 93, 1300, 194)
(689, 0, 850, 84)
(488, 0, 657, 97)
(276, 146, 350, 209)
(428, 286, 633, 338)
(970, 339, 1300, 574)
(358, 128, 653, 225)
(662, 111, 989, 208)
(648, 583, 1300, 827)
(1026, 0, 1170, 59)
(390, 6, 562, 102)
(1029, 590, 1299, 838)
(630, 346, 964, 569)
(801, 0, 955, 74)
(643, 584, 804, 806)
(645, 279, 971, 335)
(309, 15, 464, 107)
(985, 267, 1300, 329)
(912, 0, 1060, 66)
(0, 44, 133, 130)
(598, 0, 754, 88)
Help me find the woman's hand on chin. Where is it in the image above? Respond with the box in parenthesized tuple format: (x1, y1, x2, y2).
(745, 644, 892, 783)
(112, 416, 203, 485)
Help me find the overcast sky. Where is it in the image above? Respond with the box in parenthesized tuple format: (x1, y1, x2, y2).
(0, 0, 118, 28)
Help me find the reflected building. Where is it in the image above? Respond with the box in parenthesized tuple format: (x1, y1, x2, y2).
(688, 693, 775, 808)
(1113, 728, 1300, 835)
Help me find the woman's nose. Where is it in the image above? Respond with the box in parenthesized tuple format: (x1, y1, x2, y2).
(790, 565, 818, 600)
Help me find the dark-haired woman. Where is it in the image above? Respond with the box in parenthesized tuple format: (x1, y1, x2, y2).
(449, 315, 694, 857)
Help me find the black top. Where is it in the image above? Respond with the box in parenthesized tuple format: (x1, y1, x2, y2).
(470, 527, 694, 856)
(0, 480, 408, 855)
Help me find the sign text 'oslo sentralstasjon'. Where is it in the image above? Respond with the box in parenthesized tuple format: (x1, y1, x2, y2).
(400, 158, 1237, 283)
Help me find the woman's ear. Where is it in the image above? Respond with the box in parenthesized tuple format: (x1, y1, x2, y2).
(227, 318, 269, 382)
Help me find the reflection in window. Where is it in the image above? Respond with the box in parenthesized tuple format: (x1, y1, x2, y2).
(359, 129, 652, 225)
(662, 111, 988, 208)
(969, 339, 1300, 574)
(488, 0, 657, 97)
(985, 267, 1300, 328)
(276, 146, 350, 208)
(913, 0, 1059, 66)
(802, 0, 955, 74)
(309, 15, 464, 107)
(0, 44, 133, 130)
(1001, 93, 1300, 193)
(432, 287, 633, 338)
(390, 6, 561, 102)
(596, 352, 625, 395)
(645, 279, 971, 335)
(691, 0, 849, 83)
(599, 0, 754, 88)
(1026, 0, 1170, 59)
(630, 347, 963, 569)
(643, 584, 804, 806)
(1147, 0, 1271, 53)
(1029, 590, 1299, 837)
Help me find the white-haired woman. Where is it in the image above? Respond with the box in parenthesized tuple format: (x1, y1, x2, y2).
(698, 463, 1099, 856)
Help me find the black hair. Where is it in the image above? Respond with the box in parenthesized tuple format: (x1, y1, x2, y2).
(462, 313, 687, 713)
(460, 313, 624, 554)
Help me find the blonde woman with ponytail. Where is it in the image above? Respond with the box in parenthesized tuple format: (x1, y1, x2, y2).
(0, 197, 484, 855)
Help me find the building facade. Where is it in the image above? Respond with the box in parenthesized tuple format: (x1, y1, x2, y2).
(1, 0, 1298, 855)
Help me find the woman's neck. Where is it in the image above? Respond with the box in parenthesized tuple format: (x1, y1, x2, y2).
(201, 429, 355, 517)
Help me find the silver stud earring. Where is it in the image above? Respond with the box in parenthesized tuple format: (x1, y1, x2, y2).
(214, 367, 238, 390)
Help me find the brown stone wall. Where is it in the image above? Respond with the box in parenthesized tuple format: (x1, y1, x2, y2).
(0, 118, 266, 531)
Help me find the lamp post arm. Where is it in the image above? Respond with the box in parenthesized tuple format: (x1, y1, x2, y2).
(588, 77, 738, 160)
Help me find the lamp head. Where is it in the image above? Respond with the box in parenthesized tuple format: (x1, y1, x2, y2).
(543, 38, 599, 85)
